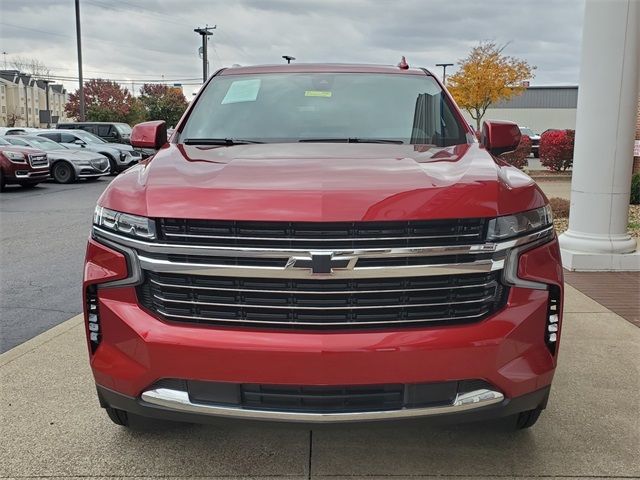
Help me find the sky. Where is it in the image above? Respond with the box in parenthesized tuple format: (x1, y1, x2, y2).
(0, 0, 585, 97)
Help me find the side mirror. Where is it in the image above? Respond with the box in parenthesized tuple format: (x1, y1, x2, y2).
(131, 120, 167, 149)
(481, 120, 521, 156)
(74, 139, 86, 146)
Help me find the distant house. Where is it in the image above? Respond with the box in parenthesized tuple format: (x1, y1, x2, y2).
(0, 70, 70, 128)
(461, 86, 579, 134)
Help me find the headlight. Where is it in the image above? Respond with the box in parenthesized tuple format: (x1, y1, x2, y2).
(3, 151, 27, 163)
(93, 206, 156, 240)
(487, 205, 553, 241)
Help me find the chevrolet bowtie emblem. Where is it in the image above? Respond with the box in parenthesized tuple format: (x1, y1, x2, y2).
(285, 253, 357, 275)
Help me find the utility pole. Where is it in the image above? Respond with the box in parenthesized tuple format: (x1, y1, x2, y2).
(282, 55, 295, 64)
(75, 0, 85, 121)
(194, 25, 215, 83)
(42, 80, 53, 128)
(435, 63, 454, 85)
(2, 51, 7, 70)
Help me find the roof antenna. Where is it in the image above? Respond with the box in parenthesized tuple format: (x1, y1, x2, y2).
(397, 56, 409, 69)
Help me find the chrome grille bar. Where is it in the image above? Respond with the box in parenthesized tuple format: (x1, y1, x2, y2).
(148, 277, 497, 295)
(152, 293, 496, 310)
(154, 309, 490, 327)
(138, 254, 501, 279)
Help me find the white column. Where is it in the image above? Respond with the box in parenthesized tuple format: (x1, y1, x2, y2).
(559, 0, 640, 271)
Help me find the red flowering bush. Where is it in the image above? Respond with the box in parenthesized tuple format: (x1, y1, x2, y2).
(500, 134, 531, 169)
(539, 129, 575, 171)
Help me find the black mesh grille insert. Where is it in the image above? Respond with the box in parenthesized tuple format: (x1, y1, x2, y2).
(137, 271, 508, 329)
(157, 218, 488, 249)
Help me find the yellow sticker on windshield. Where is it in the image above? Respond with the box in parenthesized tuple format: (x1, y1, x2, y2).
(304, 90, 332, 97)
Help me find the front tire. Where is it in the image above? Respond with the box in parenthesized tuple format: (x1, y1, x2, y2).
(105, 407, 131, 427)
(52, 161, 76, 184)
(515, 407, 543, 429)
(103, 154, 119, 175)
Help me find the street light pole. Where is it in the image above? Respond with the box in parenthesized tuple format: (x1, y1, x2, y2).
(194, 25, 215, 83)
(435, 63, 454, 85)
(75, 0, 85, 121)
(42, 80, 53, 128)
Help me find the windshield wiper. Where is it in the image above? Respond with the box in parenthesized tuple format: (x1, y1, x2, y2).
(183, 138, 264, 145)
(298, 138, 404, 144)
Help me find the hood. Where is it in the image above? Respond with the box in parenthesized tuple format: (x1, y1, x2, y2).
(0, 145, 45, 155)
(47, 149, 106, 161)
(101, 142, 133, 152)
(99, 142, 547, 222)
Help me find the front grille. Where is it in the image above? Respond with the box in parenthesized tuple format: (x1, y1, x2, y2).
(137, 271, 507, 328)
(152, 378, 494, 413)
(157, 218, 487, 249)
(28, 154, 48, 167)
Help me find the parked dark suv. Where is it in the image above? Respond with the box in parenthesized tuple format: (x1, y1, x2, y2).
(57, 122, 132, 144)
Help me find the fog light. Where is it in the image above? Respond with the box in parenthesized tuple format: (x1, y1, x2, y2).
(545, 286, 561, 354)
(86, 285, 101, 353)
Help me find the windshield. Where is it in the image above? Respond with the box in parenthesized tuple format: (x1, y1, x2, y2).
(74, 130, 106, 144)
(25, 137, 65, 151)
(180, 73, 467, 146)
(115, 124, 132, 134)
(0, 138, 9, 145)
(520, 128, 535, 136)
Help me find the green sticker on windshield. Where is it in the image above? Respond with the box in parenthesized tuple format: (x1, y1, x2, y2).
(305, 90, 332, 97)
(221, 79, 261, 104)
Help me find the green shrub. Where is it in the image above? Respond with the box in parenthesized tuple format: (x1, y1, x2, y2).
(631, 173, 640, 205)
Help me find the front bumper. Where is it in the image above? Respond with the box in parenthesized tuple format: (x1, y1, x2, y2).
(13, 169, 50, 181)
(88, 283, 560, 422)
(97, 383, 551, 425)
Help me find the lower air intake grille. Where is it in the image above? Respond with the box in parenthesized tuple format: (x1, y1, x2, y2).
(137, 271, 508, 329)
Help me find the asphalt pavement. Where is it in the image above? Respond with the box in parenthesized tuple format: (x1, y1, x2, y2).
(0, 178, 112, 352)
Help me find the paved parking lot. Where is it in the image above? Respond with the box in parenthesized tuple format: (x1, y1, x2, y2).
(0, 178, 112, 352)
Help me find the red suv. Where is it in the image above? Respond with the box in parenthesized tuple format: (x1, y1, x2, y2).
(84, 63, 563, 429)
(0, 137, 49, 191)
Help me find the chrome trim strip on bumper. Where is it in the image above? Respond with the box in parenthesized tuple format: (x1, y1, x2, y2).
(14, 170, 50, 179)
(140, 387, 505, 423)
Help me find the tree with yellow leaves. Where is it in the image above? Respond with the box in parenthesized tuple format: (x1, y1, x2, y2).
(447, 42, 535, 130)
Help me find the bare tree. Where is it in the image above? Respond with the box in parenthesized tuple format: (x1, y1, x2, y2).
(9, 57, 51, 78)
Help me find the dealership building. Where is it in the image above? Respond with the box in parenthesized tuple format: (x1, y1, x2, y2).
(461, 86, 578, 134)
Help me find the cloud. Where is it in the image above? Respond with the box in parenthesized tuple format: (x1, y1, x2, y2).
(0, 0, 584, 97)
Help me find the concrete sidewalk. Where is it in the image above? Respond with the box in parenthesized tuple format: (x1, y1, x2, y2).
(1, 285, 638, 479)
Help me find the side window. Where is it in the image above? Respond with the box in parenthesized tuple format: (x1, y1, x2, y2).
(80, 125, 96, 135)
(41, 132, 61, 142)
(97, 125, 111, 137)
(60, 133, 77, 143)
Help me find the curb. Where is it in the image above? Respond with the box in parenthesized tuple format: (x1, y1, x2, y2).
(0, 314, 84, 368)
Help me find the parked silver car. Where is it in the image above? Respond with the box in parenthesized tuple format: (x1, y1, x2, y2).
(35, 129, 141, 174)
(3, 135, 109, 183)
